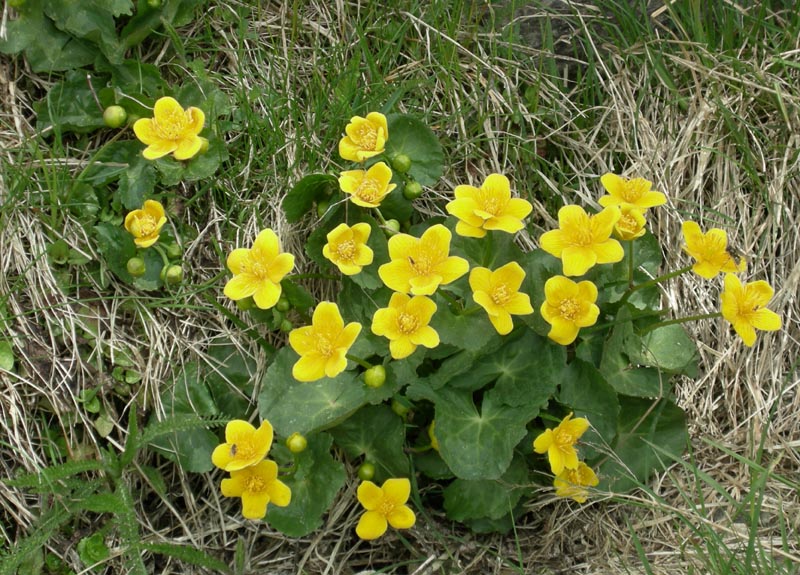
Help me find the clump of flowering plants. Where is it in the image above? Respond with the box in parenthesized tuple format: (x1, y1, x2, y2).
(214, 109, 781, 537)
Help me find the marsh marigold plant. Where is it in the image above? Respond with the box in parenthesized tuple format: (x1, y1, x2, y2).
(220, 459, 291, 520)
(682, 221, 746, 279)
(446, 173, 532, 238)
(553, 461, 599, 503)
(288, 302, 361, 382)
(720, 274, 781, 346)
(371, 293, 439, 359)
(338, 162, 397, 208)
(598, 173, 667, 211)
(339, 112, 388, 163)
(533, 413, 590, 475)
(322, 222, 374, 275)
(124, 199, 166, 248)
(211, 420, 273, 472)
(469, 262, 533, 335)
(540, 276, 600, 345)
(355, 478, 416, 540)
(133, 96, 206, 161)
(224, 229, 295, 310)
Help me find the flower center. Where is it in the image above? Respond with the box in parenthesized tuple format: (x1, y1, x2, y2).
(491, 283, 511, 305)
(336, 239, 356, 262)
(408, 253, 433, 275)
(355, 123, 378, 150)
(554, 427, 576, 447)
(618, 214, 638, 233)
(478, 190, 502, 216)
(316, 334, 335, 357)
(377, 498, 396, 516)
(356, 179, 381, 202)
(154, 109, 188, 140)
(244, 474, 267, 494)
(566, 216, 594, 246)
(558, 298, 580, 321)
(246, 257, 270, 280)
(397, 312, 419, 334)
(231, 439, 257, 462)
(132, 214, 157, 237)
(621, 179, 649, 202)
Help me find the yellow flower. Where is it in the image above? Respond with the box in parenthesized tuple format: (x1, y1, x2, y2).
(124, 199, 166, 248)
(338, 162, 397, 208)
(211, 420, 274, 472)
(469, 262, 534, 335)
(224, 229, 295, 310)
(339, 112, 388, 163)
(322, 223, 374, 275)
(540, 276, 599, 345)
(720, 274, 781, 347)
(133, 97, 206, 160)
(613, 205, 647, 241)
(553, 461, 599, 503)
(288, 302, 362, 382)
(533, 413, 590, 475)
(539, 205, 624, 276)
(446, 173, 533, 238)
(220, 459, 291, 520)
(598, 173, 667, 210)
(682, 221, 746, 279)
(378, 224, 469, 295)
(428, 421, 439, 452)
(371, 293, 439, 359)
(356, 478, 416, 540)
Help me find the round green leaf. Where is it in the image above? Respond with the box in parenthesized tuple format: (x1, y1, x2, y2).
(383, 114, 443, 186)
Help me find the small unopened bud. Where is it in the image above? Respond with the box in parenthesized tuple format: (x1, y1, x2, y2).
(403, 181, 423, 200)
(363, 365, 386, 388)
(391, 154, 412, 174)
(103, 105, 127, 128)
(384, 219, 401, 236)
(358, 461, 376, 481)
(164, 264, 183, 285)
(236, 297, 254, 311)
(126, 257, 146, 277)
(276, 297, 291, 312)
(165, 243, 182, 259)
(286, 432, 308, 453)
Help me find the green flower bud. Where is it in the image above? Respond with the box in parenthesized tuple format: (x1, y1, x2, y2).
(198, 137, 209, 154)
(102, 106, 127, 129)
(363, 365, 386, 388)
(286, 432, 308, 453)
(403, 181, 423, 200)
(147, 0, 161, 7)
(165, 243, 182, 259)
(164, 264, 183, 285)
(236, 297, 255, 311)
(391, 154, 412, 174)
(391, 398, 410, 419)
(384, 219, 401, 236)
(126, 257, 146, 277)
(357, 461, 376, 481)
(279, 319, 294, 333)
(276, 297, 291, 312)
(316, 200, 330, 218)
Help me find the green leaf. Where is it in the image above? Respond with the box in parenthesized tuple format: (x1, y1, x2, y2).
(183, 135, 229, 182)
(598, 396, 687, 492)
(258, 347, 382, 436)
(204, 340, 256, 418)
(383, 114, 444, 186)
(77, 532, 110, 567)
(0, 341, 15, 372)
(83, 141, 143, 186)
(282, 174, 337, 223)
(443, 453, 528, 521)
(138, 543, 231, 574)
(94, 222, 137, 282)
(34, 72, 107, 134)
(43, 0, 129, 64)
(268, 433, 346, 537)
(431, 304, 502, 353)
(637, 325, 699, 376)
(329, 405, 409, 482)
(517, 248, 565, 337)
(131, 247, 165, 291)
(117, 157, 156, 210)
(599, 306, 667, 398)
(148, 362, 219, 473)
(557, 359, 620, 459)
(280, 279, 316, 314)
(450, 229, 523, 269)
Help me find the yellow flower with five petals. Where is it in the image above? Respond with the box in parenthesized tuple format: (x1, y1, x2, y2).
(720, 274, 781, 347)
(371, 293, 439, 359)
(539, 205, 624, 276)
(220, 459, 291, 520)
(446, 173, 532, 238)
(681, 221, 746, 279)
(322, 223, 374, 275)
(540, 276, 600, 345)
(599, 173, 666, 210)
(533, 412, 590, 475)
(223, 229, 295, 310)
(356, 478, 416, 540)
(288, 302, 362, 382)
(339, 162, 397, 208)
(553, 461, 599, 503)
(339, 112, 388, 163)
(124, 199, 167, 248)
(378, 224, 469, 295)
(613, 205, 647, 241)
(133, 97, 206, 160)
(211, 420, 274, 472)
(469, 262, 533, 335)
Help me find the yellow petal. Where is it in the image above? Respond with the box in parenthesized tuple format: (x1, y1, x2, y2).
(750, 309, 781, 332)
(488, 311, 513, 335)
(436, 257, 469, 285)
(132, 118, 158, 144)
(409, 325, 440, 349)
(154, 96, 183, 118)
(267, 479, 292, 507)
(356, 511, 388, 540)
(532, 429, 553, 454)
(186, 106, 205, 135)
(563, 416, 590, 438)
(337, 322, 362, 350)
(382, 478, 411, 504)
(600, 172, 625, 197)
(575, 303, 600, 328)
(324, 349, 348, 378)
(494, 262, 526, 290)
(484, 214, 525, 233)
(357, 480, 384, 510)
(547, 318, 580, 345)
(747, 280, 775, 306)
(732, 321, 757, 347)
(386, 233, 418, 260)
(454, 220, 487, 238)
(220, 474, 246, 497)
(212, 443, 235, 470)
(173, 136, 203, 160)
(224, 274, 259, 300)
(548, 447, 566, 475)
(469, 267, 493, 293)
(503, 293, 534, 316)
(592, 239, 624, 265)
(389, 338, 417, 359)
(240, 491, 270, 520)
(226, 248, 251, 274)
(313, 302, 344, 333)
(252, 280, 281, 309)
(288, 325, 316, 355)
(539, 229, 567, 258)
(575, 280, 598, 304)
(268, 253, 295, 283)
(592, 206, 621, 238)
(406, 295, 437, 323)
(387, 505, 416, 530)
(254, 421, 274, 454)
(371, 308, 397, 338)
(561, 246, 598, 277)
(482, 173, 511, 199)
(544, 275, 579, 302)
(446, 198, 484, 227)
(292, 353, 328, 382)
(142, 141, 178, 160)
(226, 420, 256, 444)
(379, 260, 414, 293)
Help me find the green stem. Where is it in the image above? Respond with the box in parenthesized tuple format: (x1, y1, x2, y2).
(581, 308, 669, 334)
(640, 312, 722, 335)
(346, 354, 373, 370)
(152, 244, 171, 269)
(459, 304, 483, 316)
(627, 240, 635, 288)
(620, 264, 693, 305)
(438, 289, 462, 312)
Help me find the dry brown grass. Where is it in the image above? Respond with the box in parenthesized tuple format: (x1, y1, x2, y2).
(1, 1, 799, 573)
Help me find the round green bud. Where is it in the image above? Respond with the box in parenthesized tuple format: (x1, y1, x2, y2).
(102, 105, 127, 129)
(147, 0, 161, 7)
(403, 181, 423, 200)
(391, 398, 410, 419)
(236, 297, 255, 311)
(316, 200, 330, 218)
(279, 319, 294, 333)
(286, 432, 308, 454)
(276, 297, 291, 312)
(357, 461, 376, 481)
(363, 365, 386, 388)
(126, 257, 146, 277)
(391, 154, 412, 174)
(164, 264, 183, 285)
(384, 219, 401, 235)
(165, 243, 182, 259)
(198, 137, 209, 154)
